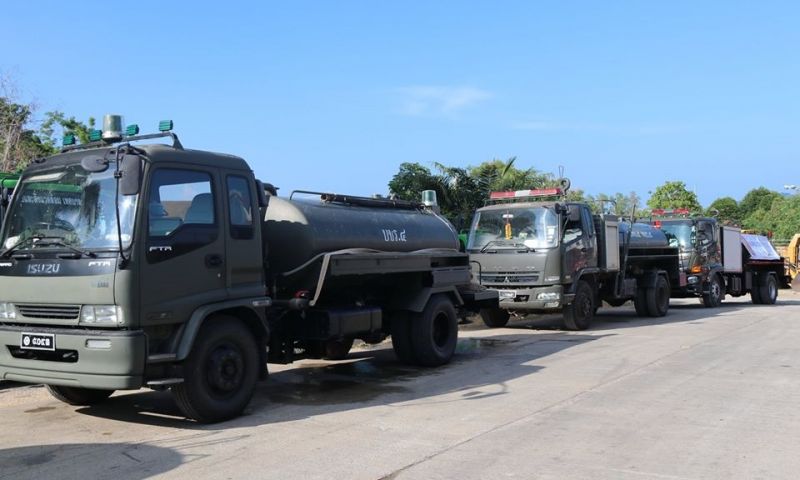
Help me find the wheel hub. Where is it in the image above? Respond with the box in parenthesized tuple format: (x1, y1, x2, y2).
(206, 345, 244, 393)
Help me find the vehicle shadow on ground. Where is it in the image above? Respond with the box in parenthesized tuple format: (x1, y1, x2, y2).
(491, 297, 797, 333)
(74, 331, 605, 429)
(0, 443, 182, 480)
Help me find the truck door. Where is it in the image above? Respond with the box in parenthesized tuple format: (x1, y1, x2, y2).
(563, 205, 595, 282)
(697, 219, 721, 266)
(223, 173, 264, 297)
(140, 166, 227, 326)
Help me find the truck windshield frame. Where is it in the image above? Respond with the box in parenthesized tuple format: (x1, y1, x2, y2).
(1, 164, 138, 252)
(467, 206, 559, 251)
(659, 221, 695, 251)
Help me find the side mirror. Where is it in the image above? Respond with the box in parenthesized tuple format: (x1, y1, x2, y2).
(119, 154, 142, 195)
(0, 187, 8, 207)
(255, 180, 268, 208)
(568, 206, 581, 223)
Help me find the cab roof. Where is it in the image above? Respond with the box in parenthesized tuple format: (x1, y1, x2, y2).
(24, 142, 252, 174)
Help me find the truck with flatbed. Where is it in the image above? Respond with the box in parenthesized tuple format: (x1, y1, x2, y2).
(467, 185, 682, 330)
(647, 209, 790, 306)
(0, 116, 497, 422)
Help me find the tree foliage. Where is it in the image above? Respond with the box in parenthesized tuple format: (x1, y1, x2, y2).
(646, 181, 702, 212)
(706, 196, 741, 225)
(388, 157, 556, 230)
(739, 187, 781, 219)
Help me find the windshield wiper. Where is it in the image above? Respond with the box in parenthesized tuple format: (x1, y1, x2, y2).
(480, 240, 534, 253)
(33, 238, 96, 258)
(0, 235, 96, 258)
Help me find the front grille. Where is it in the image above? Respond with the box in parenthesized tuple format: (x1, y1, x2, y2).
(16, 304, 81, 320)
(480, 272, 539, 284)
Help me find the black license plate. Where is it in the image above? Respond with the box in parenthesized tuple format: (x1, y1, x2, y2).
(20, 332, 55, 351)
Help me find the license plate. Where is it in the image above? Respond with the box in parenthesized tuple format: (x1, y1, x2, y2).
(20, 332, 55, 351)
(499, 290, 516, 300)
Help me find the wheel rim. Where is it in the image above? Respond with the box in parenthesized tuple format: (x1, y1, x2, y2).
(432, 312, 451, 348)
(769, 280, 777, 300)
(577, 293, 592, 320)
(205, 343, 245, 397)
(711, 280, 721, 302)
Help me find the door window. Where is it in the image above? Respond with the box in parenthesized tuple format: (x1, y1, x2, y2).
(227, 175, 254, 240)
(147, 168, 218, 263)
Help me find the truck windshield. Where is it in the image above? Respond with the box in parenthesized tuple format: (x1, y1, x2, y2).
(467, 206, 558, 251)
(659, 221, 694, 250)
(1, 165, 137, 251)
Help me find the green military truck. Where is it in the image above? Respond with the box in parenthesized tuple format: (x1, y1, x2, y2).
(647, 209, 790, 306)
(0, 116, 496, 422)
(467, 185, 682, 330)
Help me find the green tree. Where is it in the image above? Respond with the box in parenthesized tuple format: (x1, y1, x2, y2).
(647, 181, 701, 212)
(706, 196, 741, 225)
(739, 187, 781, 219)
(0, 97, 54, 172)
(39, 111, 96, 149)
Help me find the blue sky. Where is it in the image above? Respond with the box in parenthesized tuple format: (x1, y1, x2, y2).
(2, 1, 798, 206)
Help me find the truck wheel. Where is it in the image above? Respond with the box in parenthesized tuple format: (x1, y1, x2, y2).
(410, 294, 458, 366)
(759, 274, 778, 305)
(46, 385, 114, 406)
(563, 281, 594, 330)
(750, 285, 763, 304)
(646, 275, 670, 317)
(702, 275, 724, 308)
(634, 287, 648, 317)
(323, 339, 354, 360)
(480, 308, 510, 328)
(172, 316, 259, 423)
(390, 311, 417, 364)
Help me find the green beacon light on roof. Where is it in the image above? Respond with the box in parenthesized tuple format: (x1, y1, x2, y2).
(88, 129, 103, 142)
(126, 124, 140, 136)
(62, 133, 76, 146)
(158, 120, 174, 132)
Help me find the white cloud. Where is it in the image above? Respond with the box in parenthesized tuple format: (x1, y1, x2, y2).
(396, 85, 492, 117)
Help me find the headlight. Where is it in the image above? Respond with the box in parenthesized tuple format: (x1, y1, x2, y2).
(544, 276, 560, 283)
(537, 292, 560, 301)
(0, 302, 16, 319)
(80, 305, 123, 325)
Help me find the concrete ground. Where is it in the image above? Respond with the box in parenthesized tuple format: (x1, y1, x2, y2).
(1, 292, 799, 480)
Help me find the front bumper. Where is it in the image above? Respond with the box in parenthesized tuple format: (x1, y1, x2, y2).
(0, 325, 146, 390)
(489, 284, 571, 311)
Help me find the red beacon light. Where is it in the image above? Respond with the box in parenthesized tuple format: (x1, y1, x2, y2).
(489, 188, 563, 200)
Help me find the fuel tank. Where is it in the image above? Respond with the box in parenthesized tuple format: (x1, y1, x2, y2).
(618, 222, 670, 249)
(262, 194, 459, 276)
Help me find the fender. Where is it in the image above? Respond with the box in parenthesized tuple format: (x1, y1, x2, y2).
(566, 267, 601, 294)
(175, 297, 271, 362)
(638, 270, 667, 289)
(389, 286, 463, 313)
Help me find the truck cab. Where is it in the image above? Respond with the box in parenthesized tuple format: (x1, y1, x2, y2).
(649, 210, 724, 306)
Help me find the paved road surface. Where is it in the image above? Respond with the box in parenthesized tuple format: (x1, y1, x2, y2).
(1, 293, 799, 479)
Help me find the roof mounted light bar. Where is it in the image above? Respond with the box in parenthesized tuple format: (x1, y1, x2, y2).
(650, 208, 693, 217)
(61, 118, 182, 152)
(488, 187, 564, 203)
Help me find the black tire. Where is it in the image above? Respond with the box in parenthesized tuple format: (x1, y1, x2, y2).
(751, 280, 764, 304)
(480, 308, 510, 328)
(390, 311, 416, 364)
(322, 338, 354, 360)
(409, 294, 458, 367)
(563, 281, 594, 330)
(759, 274, 778, 305)
(634, 287, 648, 317)
(172, 316, 260, 423)
(646, 275, 670, 317)
(702, 275, 724, 308)
(46, 385, 114, 406)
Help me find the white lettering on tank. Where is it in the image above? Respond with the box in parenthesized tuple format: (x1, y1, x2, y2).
(381, 229, 407, 242)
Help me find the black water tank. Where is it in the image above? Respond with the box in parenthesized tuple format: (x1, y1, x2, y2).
(262, 195, 459, 276)
(618, 222, 670, 249)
